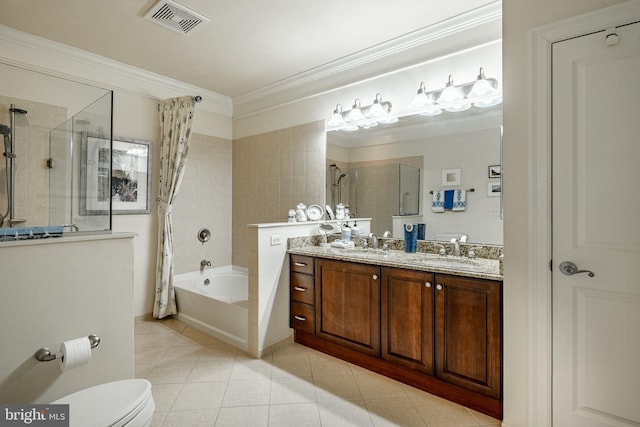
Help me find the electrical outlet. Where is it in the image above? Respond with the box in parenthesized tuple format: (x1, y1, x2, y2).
(270, 235, 282, 246)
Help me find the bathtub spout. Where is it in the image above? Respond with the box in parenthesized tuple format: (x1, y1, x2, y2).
(200, 259, 212, 269)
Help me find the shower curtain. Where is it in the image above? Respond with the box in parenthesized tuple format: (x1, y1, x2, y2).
(153, 96, 196, 319)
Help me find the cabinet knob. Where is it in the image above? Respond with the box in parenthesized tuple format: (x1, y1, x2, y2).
(294, 315, 307, 322)
(373, 274, 378, 280)
(293, 286, 307, 292)
(436, 284, 443, 290)
(425, 282, 432, 288)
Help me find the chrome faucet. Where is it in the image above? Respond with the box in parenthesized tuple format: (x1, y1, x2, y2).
(434, 243, 446, 256)
(200, 259, 212, 268)
(368, 233, 378, 249)
(467, 247, 483, 259)
(451, 238, 461, 257)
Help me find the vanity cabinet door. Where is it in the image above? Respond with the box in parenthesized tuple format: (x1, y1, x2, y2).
(434, 274, 502, 399)
(315, 259, 381, 356)
(381, 268, 434, 374)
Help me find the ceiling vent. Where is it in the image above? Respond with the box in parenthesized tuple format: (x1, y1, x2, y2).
(144, 0, 209, 35)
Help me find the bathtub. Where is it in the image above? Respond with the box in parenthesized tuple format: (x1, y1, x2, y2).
(174, 266, 248, 351)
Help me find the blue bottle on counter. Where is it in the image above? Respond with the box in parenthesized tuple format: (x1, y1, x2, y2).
(404, 223, 417, 253)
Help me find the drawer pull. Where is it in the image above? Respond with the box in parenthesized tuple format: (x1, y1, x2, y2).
(294, 262, 307, 267)
(293, 286, 307, 292)
(294, 315, 307, 322)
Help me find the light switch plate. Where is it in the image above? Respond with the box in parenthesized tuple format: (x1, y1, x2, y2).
(270, 235, 282, 246)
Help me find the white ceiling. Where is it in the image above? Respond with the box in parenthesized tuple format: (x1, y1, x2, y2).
(0, 0, 497, 101)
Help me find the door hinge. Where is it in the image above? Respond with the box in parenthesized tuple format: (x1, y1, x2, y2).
(46, 158, 54, 169)
(549, 259, 553, 272)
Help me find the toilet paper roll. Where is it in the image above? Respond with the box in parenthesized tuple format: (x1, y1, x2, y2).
(59, 337, 92, 372)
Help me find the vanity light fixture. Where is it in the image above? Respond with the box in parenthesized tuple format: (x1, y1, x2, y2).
(409, 67, 502, 115)
(467, 67, 502, 108)
(326, 93, 395, 131)
(437, 75, 471, 112)
(408, 82, 442, 116)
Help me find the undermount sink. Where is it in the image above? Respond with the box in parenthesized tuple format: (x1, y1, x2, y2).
(411, 256, 482, 270)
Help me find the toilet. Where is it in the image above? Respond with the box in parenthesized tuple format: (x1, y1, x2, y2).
(51, 379, 154, 427)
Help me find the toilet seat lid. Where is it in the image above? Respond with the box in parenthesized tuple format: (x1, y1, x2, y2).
(52, 379, 153, 427)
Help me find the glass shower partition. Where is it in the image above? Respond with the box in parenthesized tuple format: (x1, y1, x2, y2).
(49, 92, 113, 233)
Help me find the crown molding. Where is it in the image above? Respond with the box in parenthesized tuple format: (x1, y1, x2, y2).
(0, 24, 232, 116)
(233, 1, 502, 117)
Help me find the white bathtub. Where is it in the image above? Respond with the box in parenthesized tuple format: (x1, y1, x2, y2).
(174, 266, 248, 351)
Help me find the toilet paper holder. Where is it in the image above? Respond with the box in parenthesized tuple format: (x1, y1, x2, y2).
(34, 334, 101, 362)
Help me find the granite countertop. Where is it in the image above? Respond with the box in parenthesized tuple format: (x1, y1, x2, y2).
(288, 245, 502, 281)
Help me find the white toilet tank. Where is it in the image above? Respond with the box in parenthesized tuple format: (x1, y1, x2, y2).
(51, 379, 154, 427)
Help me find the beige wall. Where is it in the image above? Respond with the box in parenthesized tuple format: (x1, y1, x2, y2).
(501, 1, 624, 425)
(172, 132, 233, 274)
(0, 235, 135, 403)
(232, 120, 325, 267)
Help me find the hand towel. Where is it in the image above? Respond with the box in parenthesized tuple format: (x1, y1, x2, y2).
(444, 190, 454, 210)
(453, 189, 466, 211)
(432, 191, 444, 213)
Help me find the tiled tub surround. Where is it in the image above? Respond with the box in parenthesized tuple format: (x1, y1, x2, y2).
(288, 236, 503, 280)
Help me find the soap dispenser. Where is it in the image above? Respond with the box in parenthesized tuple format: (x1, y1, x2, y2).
(351, 221, 360, 238)
(341, 224, 351, 241)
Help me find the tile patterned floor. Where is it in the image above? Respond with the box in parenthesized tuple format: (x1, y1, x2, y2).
(135, 317, 502, 427)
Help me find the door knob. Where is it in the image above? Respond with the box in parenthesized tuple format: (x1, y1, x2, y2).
(559, 261, 595, 278)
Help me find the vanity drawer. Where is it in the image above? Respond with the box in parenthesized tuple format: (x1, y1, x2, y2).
(290, 301, 315, 334)
(290, 272, 315, 305)
(290, 254, 314, 275)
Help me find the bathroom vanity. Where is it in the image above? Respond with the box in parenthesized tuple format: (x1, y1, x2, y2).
(288, 244, 503, 419)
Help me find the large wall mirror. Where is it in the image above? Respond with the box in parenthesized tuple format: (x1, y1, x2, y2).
(326, 106, 502, 245)
(0, 61, 113, 234)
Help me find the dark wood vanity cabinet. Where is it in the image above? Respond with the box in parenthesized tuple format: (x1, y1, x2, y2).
(289, 254, 315, 335)
(315, 259, 381, 356)
(289, 254, 503, 419)
(434, 274, 502, 399)
(381, 268, 435, 374)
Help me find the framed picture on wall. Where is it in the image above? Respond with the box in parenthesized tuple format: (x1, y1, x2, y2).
(487, 181, 501, 197)
(83, 136, 152, 215)
(441, 168, 461, 186)
(488, 165, 501, 178)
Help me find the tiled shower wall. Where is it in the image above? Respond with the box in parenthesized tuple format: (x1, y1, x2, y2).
(0, 96, 67, 227)
(232, 120, 325, 268)
(172, 132, 233, 274)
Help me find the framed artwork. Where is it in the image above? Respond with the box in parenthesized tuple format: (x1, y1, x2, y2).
(84, 136, 152, 214)
(487, 181, 501, 197)
(488, 164, 501, 178)
(441, 168, 461, 186)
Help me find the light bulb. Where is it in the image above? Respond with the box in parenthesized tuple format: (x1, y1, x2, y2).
(327, 104, 345, 127)
(347, 99, 364, 122)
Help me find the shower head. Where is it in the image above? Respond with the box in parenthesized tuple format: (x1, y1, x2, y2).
(9, 107, 27, 115)
(337, 173, 347, 184)
(0, 125, 10, 154)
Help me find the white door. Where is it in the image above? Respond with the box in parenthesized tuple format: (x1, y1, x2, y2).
(552, 21, 640, 426)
